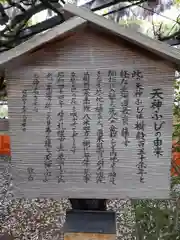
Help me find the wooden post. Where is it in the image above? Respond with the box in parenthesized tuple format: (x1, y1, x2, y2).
(64, 199, 116, 240)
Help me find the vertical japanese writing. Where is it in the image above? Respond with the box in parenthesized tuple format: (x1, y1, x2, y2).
(44, 73, 53, 182)
(27, 167, 34, 181)
(95, 71, 105, 183)
(21, 89, 27, 132)
(56, 72, 66, 183)
(133, 70, 147, 183)
(32, 73, 39, 112)
(70, 72, 78, 154)
(108, 70, 118, 185)
(82, 72, 91, 183)
(120, 70, 130, 146)
(151, 88, 165, 158)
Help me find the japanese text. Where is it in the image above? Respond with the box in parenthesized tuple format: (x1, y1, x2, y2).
(151, 88, 165, 158)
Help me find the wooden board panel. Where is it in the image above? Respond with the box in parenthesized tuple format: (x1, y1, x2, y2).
(64, 3, 180, 67)
(8, 67, 173, 199)
(64, 233, 115, 240)
(7, 30, 174, 199)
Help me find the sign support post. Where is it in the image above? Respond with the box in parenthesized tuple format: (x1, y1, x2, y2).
(64, 199, 116, 240)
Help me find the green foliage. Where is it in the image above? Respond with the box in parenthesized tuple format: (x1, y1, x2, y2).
(173, 79, 180, 142)
(132, 196, 180, 239)
(174, 0, 180, 5)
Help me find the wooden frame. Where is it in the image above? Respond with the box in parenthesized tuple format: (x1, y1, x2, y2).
(63, 4, 180, 68)
(0, 17, 87, 71)
(0, 4, 180, 71)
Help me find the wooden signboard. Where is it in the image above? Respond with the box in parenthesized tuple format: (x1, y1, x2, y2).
(8, 63, 173, 199)
(4, 11, 175, 198)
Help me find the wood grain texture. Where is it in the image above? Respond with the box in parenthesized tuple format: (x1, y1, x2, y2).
(1, 3, 180, 72)
(64, 233, 116, 240)
(0, 17, 86, 71)
(7, 28, 174, 199)
(64, 3, 180, 68)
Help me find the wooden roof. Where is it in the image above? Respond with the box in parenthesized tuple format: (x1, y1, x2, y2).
(64, 4, 180, 68)
(0, 3, 180, 70)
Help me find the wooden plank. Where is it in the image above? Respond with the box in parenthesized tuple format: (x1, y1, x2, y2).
(64, 233, 116, 240)
(0, 3, 180, 72)
(8, 68, 173, 199)
(7, 29, 174, 199)
(0, 17, 87, 71)
(64, 3, 180, 68)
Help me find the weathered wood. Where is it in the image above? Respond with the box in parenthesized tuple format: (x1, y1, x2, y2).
(0, 4, 180, 72)
(64, 3, 180, 68)
(7, 26, 174, 200)
(0, 17, 87, 71)
(64, 233, 116, 240)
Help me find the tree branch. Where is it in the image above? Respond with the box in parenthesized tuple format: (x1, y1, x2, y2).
(0, 3, 9, 25)
(160, 30, 180, 41)
(102, 0, 145, 16)
(0, 15, 64, 52)
(7, 0, 26, 12)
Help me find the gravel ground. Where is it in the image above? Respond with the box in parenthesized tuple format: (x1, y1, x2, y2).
(0, 161, 134, 240)
(0, 198, 134, 240)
